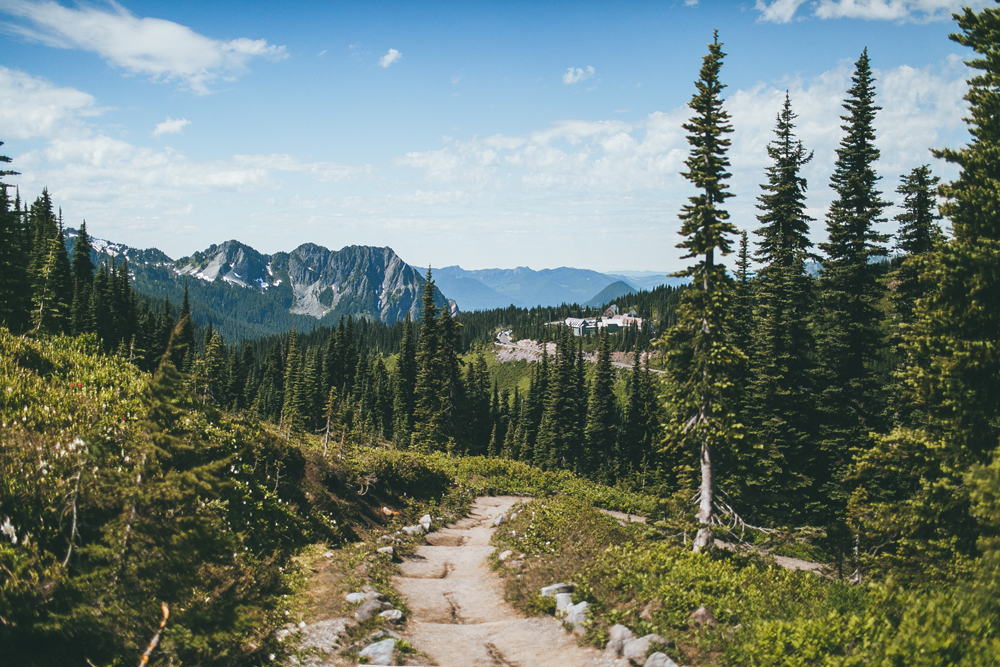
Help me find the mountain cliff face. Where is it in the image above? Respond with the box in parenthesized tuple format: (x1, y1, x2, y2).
(171, 241, 452, 325)
(67, 230, 453, 342)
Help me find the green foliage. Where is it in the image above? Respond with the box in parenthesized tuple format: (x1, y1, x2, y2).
(0, 330, 330, 665)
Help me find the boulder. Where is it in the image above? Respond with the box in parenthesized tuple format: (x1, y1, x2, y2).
(498, 549, 514, 561)
(622, 634, 672, 666)
(377, 546, 394, 556)
(402, 525, 425, 536)
(604, 624, 636, 658)
(688, 605, 718, 628)
(345, 592, 367, 604)
(554, 593, 574, 616)
(358, 638, 396, 666)
(645, 653, 679, 667)
(355, 597, 389, 622)
(419, 514, 432, 531)
(379, 609, 404, 623)
(540, 582, 575, 597)
(564, 600, 590, 635)
(492, 513, 507, 527)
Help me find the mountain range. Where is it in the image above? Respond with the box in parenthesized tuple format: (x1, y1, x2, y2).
(68, 230, 683, 341)
(431, 266, 684, 311)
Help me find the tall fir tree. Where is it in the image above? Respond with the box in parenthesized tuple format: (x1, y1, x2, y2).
(747, 93, 820, 522)
(0, 144, 27, 332)
(854, 5, 1000, 576)
(659, 31, 746, 552)
(70, 221, 96, 334)
(412, 270, 448, 451)
(889, 165, 944, 327)
(392, 313, 417, 446)
(173, 282, 196, 371)
(813, 49, 890, 523)
(584, 329, 616, 480)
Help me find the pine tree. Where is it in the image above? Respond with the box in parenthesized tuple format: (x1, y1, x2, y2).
(392, 313, 417, 446)
(890, 165, 944, 326)
(413, 270, 447, 451)
(584, 329, 615, 480)
(280, 329, 304, 434)
(747, 93, 819, 522)
(813, 48, 890, 522)
(854, 5, 1000, 575)
(660, 31, 745, 552)
(70, 221, 95, 334)
(173, 282, 196, 371)
(732, 230, 754, 357)
(0, 145, 27, 332)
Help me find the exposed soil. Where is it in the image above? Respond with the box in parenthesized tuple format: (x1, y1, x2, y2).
(394, 496, 623, 667)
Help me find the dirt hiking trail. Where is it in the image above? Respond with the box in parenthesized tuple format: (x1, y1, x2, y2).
(395, 496, 621, 667)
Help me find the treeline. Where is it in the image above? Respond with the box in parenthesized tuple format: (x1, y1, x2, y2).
(179, 273, 663, 486)
(659, 14, 1000, 587)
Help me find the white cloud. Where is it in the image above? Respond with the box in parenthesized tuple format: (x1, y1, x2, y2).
(378, 48, 402, 68)
(0, 0, 287, 94)
(152, 117, 190, 137)
(756, 0, 989, 23)
(0, 66, 100, 139)
(562, 65, 595, 84)
(755, 0, 808, 23)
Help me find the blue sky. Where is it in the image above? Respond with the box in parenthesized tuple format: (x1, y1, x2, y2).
(0, 0, 985, 273)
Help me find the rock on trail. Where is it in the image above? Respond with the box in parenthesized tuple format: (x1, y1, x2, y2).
(395, 496, 623, 667)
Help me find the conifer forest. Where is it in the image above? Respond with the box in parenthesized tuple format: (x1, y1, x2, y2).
(2, 5, 1000, 667)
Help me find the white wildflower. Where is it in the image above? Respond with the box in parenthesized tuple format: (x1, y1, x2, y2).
(1, 517, 17, 544)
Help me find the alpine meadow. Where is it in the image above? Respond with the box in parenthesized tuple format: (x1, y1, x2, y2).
(2, 2, 1000, 666)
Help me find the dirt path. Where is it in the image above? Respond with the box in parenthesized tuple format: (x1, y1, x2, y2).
(395, 496, 620, 667)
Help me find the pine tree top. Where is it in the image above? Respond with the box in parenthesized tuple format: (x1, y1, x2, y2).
(677, 31, 738, 272)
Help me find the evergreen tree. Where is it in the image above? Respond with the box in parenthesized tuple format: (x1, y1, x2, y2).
(413, 270, 447, 451)
(70, 221, 95, 334)
(0, 145, 27, 331)
(747, 93, 819, 522)
(585, 329, 616, 480)
(855, 5, 1000, 575)
(890, 165, 944, 326)
(280, 329, 304, 434)
(732, 230, 754, 356)
(30, 231, 71, 334)
(173, 282, 196, 371)
(659, 31, 745, 552)
(392, 313, 417, 446)
(813, 49, 890, 522)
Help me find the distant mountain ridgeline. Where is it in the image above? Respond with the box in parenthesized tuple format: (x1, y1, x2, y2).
(66, 231, 452, 343)
(432, 265, 686, 311)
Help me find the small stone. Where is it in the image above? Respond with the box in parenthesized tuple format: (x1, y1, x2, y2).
(323, 551, 334, 558)
(540, 582, 575, 597)
(554, 593, 574, 616)
(377, 546, 394, 556)
(358, 637, 396, 665)
(506, 559, 524, 570)
(498, 549, 513, 561)
(379, 609, 404, 622)
(402, 524, 425, 536)
(345, 592, 367, 604)
(640, 599, 662, 622)
(645, 653, 679, 667)
(688, 605, 718, 628)
(623, 634, 673, 666)
(355, 597, 386, 622)
(419, 514, 432, 530)
(492, 513, 507, 527)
